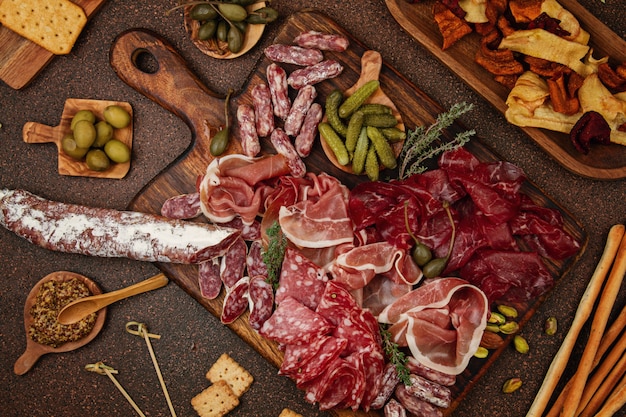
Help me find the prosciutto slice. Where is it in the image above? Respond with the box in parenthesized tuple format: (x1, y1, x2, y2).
(378, 277, 488, 375)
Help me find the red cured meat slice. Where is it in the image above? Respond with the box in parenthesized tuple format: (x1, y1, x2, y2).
(221, 217, 262, 241)
(362, 275, 413, 318)
(220, 236, 247, 288)
(246, 240, 268, 279)
(259, 296, 332, 345)
(221, 276, 250, 324)
(275, 247, 328, 310)
(358, 350, 386, 410)
(293, 336, 347, 386)
(315, 280, 359, 326)
(406, 356, 456, 387)
(378, 277, 488, 375)
(198, 258, 222, 299)
(338, 352, 367, 410)
(248, 275, 274, 331)
(161, 192, 201, 219)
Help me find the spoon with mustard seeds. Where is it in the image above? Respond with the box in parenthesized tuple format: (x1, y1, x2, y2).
(15, 271, 106, 375)
(57, 273, 169, 325)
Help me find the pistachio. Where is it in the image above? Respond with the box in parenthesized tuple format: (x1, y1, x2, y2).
(488, 312, 506, 325)
(502, 377, 523, 393)
(486, 323, 501, 333)
(481, 330, 505, 350)
(497, 304, 519, 319)
(513, 335, 529, 354)
(474, 346, 489, 358)
(545, 316, 558, 336)
(499, 321, 520, 335)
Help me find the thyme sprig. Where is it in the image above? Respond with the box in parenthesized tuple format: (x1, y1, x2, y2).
(380, 325, 412, 386)
(262, 221, 287, 291)
(398, 101, 476, 179)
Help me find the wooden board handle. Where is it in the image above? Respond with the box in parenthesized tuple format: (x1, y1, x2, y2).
(22, 122, 59, 145)
(109, 29, 225, 145)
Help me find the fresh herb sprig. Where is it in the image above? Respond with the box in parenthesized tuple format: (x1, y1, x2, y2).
(262, 221, 287, 290)
(398, 102, 476, 179)
(380, 325, 412, 386)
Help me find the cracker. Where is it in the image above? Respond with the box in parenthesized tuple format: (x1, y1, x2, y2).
(191, 379, 239, 417)
(0, 0, 87, 55)
(278, 409, 304, 417)
(206, 353, 254, 397)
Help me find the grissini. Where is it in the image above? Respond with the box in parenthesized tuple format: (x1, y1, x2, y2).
(0, 189, 240, 263)
(526, 224, 625, 417)
(593, 372, 626, 417)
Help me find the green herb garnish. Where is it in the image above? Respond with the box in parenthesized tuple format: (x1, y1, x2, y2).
(398, 101, 475, 179)
(380, 324, 412, 386)
(262, 221, 287, 290)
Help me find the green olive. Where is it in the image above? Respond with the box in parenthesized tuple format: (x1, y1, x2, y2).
(73, 119, 97, 148)
(216, 20, 228, 42)
(198, 20, 218, 40)
(93, 120, 114, 148)
(103, 105, 131, 129)
(422, 258, 447, 279)
(217, 3, 248, 22)
(210, 128, 230, 156)
(104, 139, 131, 163)
(85, 149, 111, 171)
(227, 26, 244, 53)
(190, 3, 218, 20)
(70, 110, 96, 130)
(246, 6, 279, 24)
(61, 133, 89, 160)
(412, 243, 433, 267)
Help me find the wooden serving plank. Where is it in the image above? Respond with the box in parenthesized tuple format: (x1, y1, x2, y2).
(112, 11, 587, 416)
(0, 0, 107, 90)
(385, 0, 626, 180)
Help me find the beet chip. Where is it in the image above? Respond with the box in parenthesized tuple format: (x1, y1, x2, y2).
(570, 111, 611, 154)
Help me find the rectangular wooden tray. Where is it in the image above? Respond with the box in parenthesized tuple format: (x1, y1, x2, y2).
(385, 0, 626, 180)
(123, 11, 587, 416)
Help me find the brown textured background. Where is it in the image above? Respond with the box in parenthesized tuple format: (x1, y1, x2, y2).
(1, 1, 625, 416)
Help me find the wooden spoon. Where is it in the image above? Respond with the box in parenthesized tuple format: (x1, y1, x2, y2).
(184, 2, 268, 60)
(22, 98, 133, 179)
(58, 273, 169, 325)
(321, 50, 405, 174)
(14, 271, 106, 375)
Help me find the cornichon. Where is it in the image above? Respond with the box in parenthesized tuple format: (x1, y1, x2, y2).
(365, 145, 379, 181)
(319, 122, 350, 166)
(363, 113, 399, 128)
(367, 126, 397, 169)
(351, 127, 369, 175)
(338, 80, 380, 119)
(345, 110, 364, 153)
(357, 103, 393, 115)
(381, 127, 406, 142)
(325, 90, 348, 136)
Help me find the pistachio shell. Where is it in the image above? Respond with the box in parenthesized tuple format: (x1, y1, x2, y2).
(503, 377, 523, 393)
(497, 304, 519, 319)
(514, 335, 529, 354)
(499, 321, 520, 335)
(545, 316, 558, 335)
(474, 347, 489, 358)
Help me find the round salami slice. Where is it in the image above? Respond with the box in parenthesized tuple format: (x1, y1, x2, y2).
(198, 258, 222, 300)
(247, 275, 274, 331)
(259, 296, 332, 345)
(161, 192, 202, 219)
(275, 247, 328, 310)
(220, 236, 247, 288)
(221, 276, 250, 324)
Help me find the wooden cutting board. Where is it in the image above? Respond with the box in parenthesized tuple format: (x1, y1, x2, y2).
(385, 0, 626, 180)
(111, 11, 587, 416)
(0, 0, 107, 90)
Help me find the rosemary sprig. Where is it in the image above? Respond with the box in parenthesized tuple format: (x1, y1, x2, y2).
(380, 325, 412, 386)
(262, 221, 287, 291)
(398, 101, 476, 179)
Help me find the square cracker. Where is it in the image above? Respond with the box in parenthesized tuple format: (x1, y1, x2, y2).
(191, 379, 239, 417)
(206, 353, 254, 397)
(0, 0, 87, 55)
(279, 409, 304, 417)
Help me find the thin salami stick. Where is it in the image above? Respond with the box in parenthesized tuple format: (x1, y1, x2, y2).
(560, 228, 626, 417)
(526, 224, 625, 417)
(593, 371, 626, 417)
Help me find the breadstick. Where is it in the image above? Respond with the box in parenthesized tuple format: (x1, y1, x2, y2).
(578, 346, 626, 417)
(592, 302, 626, 368)
(561, 227, 626, 417)
(593, 372, 626, 417)
(525, 224, 625, 417)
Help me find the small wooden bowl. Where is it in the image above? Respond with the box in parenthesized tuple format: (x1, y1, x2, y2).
(22, 98, 133, 179)
(184, 2, 267, 59)
(321, 50, 405, 175)
(14, 271, 106, 375)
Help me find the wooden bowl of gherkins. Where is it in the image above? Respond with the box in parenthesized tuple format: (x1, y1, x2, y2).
(320, 50, 405, 179)
(183, 1, 275, 59)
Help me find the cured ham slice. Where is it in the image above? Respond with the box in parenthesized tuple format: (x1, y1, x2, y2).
(378, 277, 488, 375)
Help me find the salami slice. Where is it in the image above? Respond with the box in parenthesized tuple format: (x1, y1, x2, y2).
(280, 335, 329, 376)
(275, 247, 328, 310)
(287, 60, 344, 89)
(294, 102, 322, 158)
(301, 356, 358, 410)
(284, 85, 317, 137)
(251, 82, 274, 137)
(0, 189, 240, 264)
(237, 104, 261, 157)
(246, 240, 268, 279)
(161, 192, 202, 219)
(221, 217, 261, 241)
(248, 275, 274, 331)
(221, 276, 250, 324)
(198, 258, 222, 299)
(293, 336, 347, 386)
(267, 63, 291, 120)
(293, 31, 350, 52)
(220, 236, 247, 288)
(259, 296, 332, 345)
(264, 44, 323, 66)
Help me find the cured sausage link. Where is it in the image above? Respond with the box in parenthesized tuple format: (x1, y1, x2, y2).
(0, 189, 240, 264)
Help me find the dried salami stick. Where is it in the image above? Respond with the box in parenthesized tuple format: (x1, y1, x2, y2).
(237, 104, 261, 157)
(264, 44, 323, 66)
(295, 102, 323, 157)
(0, 189, 240, 264)
(294, 30, 349, 52)
(267, 63, 291, 120)
(251, 83, 274, 137)
(284, 84, 317, 137)
(287, 60, 344, 89)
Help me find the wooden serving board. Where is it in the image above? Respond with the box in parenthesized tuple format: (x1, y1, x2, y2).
(111, 11, 587, 416)
(385, 0, 626, 180)
(0, 0, 106, 90)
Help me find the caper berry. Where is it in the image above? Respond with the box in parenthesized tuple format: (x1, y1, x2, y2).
(412, 243, 432, 267)
(217, 3, 247, 22)
(422, 257, 447, 279)
(216, 20, 229, 42)
(190, 3, 218, 20)
(198, 20, 218, 40)
(227, 26, 244, 53)
(210, 128, 230, 156)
